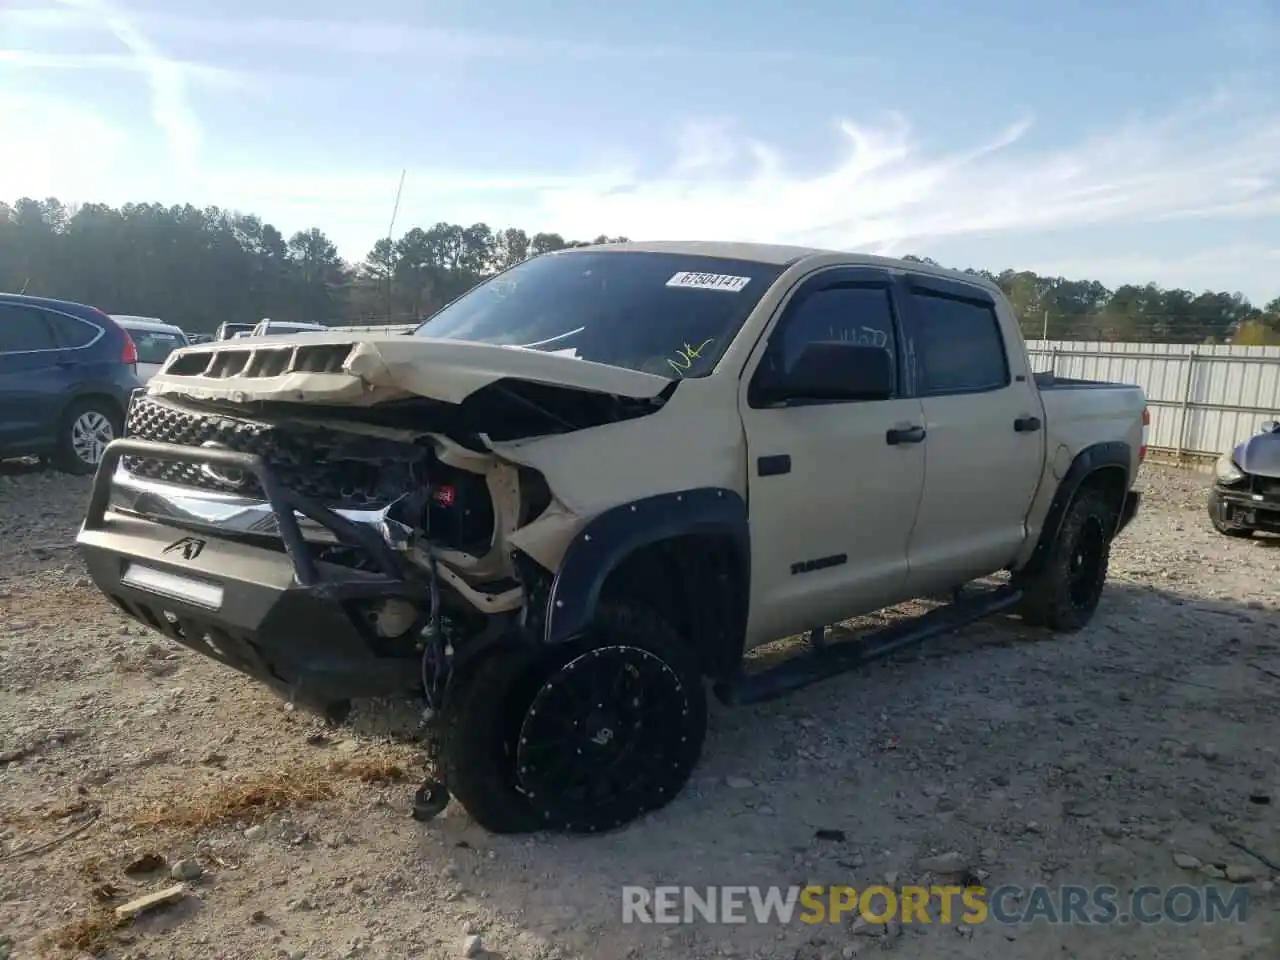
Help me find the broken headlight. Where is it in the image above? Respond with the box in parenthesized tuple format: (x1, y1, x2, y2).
(1214, 452, 1245, 485)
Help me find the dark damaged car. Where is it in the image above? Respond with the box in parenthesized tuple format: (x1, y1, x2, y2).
(1208, 419, 1280, 537)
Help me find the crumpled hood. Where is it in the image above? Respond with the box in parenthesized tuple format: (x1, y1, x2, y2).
(145, 332, 672, 405)
(1234, 430, 1280, 478)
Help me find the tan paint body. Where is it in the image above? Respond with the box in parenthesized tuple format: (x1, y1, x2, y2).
(143, 242, 1146, 653)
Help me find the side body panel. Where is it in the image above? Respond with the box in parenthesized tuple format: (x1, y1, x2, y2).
(1011, 385, 1146, 569)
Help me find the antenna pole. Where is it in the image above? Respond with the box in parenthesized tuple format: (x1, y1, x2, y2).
(385, 168, 406, 321)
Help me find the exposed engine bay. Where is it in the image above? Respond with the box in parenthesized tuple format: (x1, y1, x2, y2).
(118, 391, 558, 595)
(123, 393, 504, 547)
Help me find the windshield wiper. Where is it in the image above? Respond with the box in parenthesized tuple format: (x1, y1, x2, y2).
(518, 326, 585, 349)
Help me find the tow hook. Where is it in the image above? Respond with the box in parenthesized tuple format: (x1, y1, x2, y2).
(410, 710, 450, 822)
(411, 778, 451, 821)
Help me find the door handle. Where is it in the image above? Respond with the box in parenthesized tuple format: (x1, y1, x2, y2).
(757, 454, 791, 477)
(1014, 416, 1042, 433)
(886, 425, 926, 445)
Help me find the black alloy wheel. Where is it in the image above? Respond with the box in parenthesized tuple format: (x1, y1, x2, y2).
(514, 642, 703, 833)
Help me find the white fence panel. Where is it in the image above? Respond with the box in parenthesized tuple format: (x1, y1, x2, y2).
(1027, 342, 1280, 460)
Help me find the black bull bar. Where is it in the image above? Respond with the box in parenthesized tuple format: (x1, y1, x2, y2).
(83, 438, 408, 583)
(77, 438, 438, 710)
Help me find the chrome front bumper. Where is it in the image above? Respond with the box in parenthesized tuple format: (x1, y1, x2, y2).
(106, 460, 409, 547)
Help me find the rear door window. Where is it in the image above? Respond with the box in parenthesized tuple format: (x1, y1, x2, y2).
(0, 304, 59, 353)
(907, 290, 1009, 395)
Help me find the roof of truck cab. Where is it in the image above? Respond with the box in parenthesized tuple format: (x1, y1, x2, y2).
(561, 240, 1004, 295)
(563, 240, 824, 265)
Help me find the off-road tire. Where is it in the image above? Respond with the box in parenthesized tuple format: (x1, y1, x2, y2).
(53, 398, 123, 475)
(438, 644, 547, 834)
(438, 599, 707, 835)
(1208, 503, 1254, 538)
(1015, 486, 1116, 633)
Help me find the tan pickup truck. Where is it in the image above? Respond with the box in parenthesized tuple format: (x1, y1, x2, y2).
(75, 241, 1147, 835)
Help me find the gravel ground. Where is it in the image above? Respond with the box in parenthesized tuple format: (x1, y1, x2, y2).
(1, 460, 1278, 960)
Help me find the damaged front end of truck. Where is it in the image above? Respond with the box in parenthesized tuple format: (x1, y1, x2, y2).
(75, 334, 677, 724)
(76, 243, 783, 834)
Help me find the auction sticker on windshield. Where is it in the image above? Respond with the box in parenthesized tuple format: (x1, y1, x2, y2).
(665, 272, 751, 292)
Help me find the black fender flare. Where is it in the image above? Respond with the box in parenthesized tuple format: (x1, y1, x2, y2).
(543, 487, 750, 647)
(1020, 441, 1131, 578)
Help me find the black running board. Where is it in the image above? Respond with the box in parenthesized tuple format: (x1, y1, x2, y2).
(713, 584, 1023, 706)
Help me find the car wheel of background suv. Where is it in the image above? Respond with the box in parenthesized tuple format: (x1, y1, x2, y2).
(53, 398, 123, 475)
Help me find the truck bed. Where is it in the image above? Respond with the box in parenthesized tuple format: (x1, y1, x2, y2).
(1033, 372, 1128, 390)
(1036, 371, 1146, 477)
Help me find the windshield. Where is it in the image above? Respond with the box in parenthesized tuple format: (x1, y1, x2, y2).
(412, 250, 785, 378)
(129, 329, 185, 364)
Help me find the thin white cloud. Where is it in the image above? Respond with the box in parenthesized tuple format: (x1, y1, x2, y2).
(34, 0, 204, 172)
(522, 94, 1280, 259)
(0, 48, 245, 88)
(3, 7, 869, 66)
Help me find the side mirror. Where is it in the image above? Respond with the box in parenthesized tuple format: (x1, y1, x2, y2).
(764, 341, 895, 403)
(1262, 420, 1280, 434)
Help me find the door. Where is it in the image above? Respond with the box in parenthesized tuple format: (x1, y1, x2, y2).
(740, 268, 927, 647)
(0, 304, 74, 453)
(897, 274, 1046, 594)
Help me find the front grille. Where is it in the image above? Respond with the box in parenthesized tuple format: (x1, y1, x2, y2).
(122, 395, 424, 507)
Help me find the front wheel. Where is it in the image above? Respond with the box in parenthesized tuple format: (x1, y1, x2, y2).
(53, 398, 122, 475)
(439, 600, 707, 834)
(1015, 487, 1115, 632)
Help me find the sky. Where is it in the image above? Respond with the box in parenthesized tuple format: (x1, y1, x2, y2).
(2, 0, 1279, 304)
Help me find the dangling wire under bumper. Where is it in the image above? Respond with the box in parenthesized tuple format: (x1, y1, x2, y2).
(418, 547, 448, 714)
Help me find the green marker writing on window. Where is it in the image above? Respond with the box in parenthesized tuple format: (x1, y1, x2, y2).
(667, 339, 715, 376)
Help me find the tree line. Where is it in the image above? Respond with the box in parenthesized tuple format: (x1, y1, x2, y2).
(901, 256, 1280, 345)
(2, 197, 1278, 344)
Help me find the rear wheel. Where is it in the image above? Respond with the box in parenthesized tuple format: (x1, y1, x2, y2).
(53, 399, 122, 475)
(1015, 486, 1115, 632)
(439, 600, 707, 834)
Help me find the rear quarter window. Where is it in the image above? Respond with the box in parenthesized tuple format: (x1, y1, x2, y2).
(43, 310, 101, 349)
